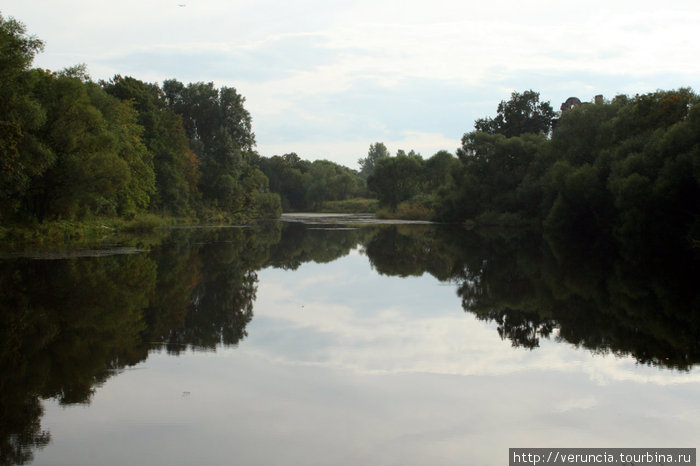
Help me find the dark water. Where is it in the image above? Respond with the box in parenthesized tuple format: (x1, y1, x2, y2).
(1, 215, 698, 465)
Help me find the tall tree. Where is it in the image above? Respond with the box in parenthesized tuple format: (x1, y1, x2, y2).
(423, 150, 457, 192)
(163, 80, 254, 212)
(358, 142, 390, 178)
(25, 68, 155, 219)
(367, 152, 423, 210)
(0, 14, 52, 219)
(474, 90, 554, 137)
(254, 153, 309, 211)
(162, 80, 279, 217)
(102, 75, 201, 216)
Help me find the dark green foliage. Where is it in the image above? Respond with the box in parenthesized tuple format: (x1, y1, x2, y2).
(1, 17, 157, 222)
(436, 89, 699, 249)
(358, 142, 390, 178)
(0, 15, 52, 219)
(423, 150, 458, 192)
(544, 89, 700, 244)
(436, 132, 547, 223)
(102, 75, 200, 216)
(161, 80, 279, 217)
(306, 160, 360, 209)
(367, 151, 424, 211)
(474, 89, 554, 137)
(255, 153, 311, 211)
(20, 69, 154, 220)
(255, 153, 363, 212)
(362, 146, 456, 215)
(0, 15, 278, 224)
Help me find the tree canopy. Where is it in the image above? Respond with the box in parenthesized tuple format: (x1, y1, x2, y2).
(435, 89, 699, 250)
(358, 142, 390, 178)
(474, 90, 555, 137)
(0, 15, 280, 223)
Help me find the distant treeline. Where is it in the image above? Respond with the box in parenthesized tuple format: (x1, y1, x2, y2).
(1, 14, 281, 223)
(252, 152, 368, 212)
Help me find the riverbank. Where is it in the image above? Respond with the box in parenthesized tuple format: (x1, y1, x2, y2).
(0, 214, 184, 250)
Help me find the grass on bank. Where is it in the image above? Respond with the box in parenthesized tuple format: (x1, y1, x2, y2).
(376, 203, 434, 221)
(0, 204, 286, 250)
(375, 194, 435, 221)
(318, 198, 379, 213)
(0, 213, 179, 249)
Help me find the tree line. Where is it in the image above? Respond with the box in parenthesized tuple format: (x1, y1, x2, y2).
(1, 14, 280, 224)
(361, 89, 699, 248)
(2, 12, 698, 249)
(1, 14, 375, 224)
(253, 152, 367, 211)
(360, 143, 459, 218)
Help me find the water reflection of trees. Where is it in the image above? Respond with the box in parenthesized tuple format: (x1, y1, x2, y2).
(1, 221, 698, 464)
(0, 221, 377, 464)
(0, 224, 281, 465)
(364, 225, 700, 370)
(145, 226, 280, 354)
(266, 221, 374, 270)
(0, 254, 155, 465)
(363, 225, 463, 280)
(0, 220, 382, 465)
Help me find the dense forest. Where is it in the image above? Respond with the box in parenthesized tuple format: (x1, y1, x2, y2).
(362, 89, 699, 249)
(0, 14, 280, 225)
(435, 89, 700, 250)
(2, 13, 698, 250)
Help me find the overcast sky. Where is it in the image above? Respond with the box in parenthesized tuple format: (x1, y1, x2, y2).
(3, 0, 700, 168)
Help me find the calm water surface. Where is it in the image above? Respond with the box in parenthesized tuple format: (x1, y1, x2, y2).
(1, 215, 698, 465)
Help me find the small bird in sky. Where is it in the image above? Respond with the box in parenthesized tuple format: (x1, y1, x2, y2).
(177, 3, 186, 6)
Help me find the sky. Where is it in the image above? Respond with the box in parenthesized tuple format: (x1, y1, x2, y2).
(3, 0, 700, 169)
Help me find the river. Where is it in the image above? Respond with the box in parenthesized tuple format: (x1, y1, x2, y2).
(1, 214, 698, 465)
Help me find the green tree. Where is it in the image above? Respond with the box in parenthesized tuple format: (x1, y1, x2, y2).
(255, 153, 310, 211)
(102, 75, 201, 216)
(306, 160, 359, 209)
(438, 132, 546, 222)
(256, 154, 362, 212)
(0, 15, 52, 220)
(367, 152, 423, 210)
(543, 89, 699, 244)
(606, 90, 700, 245)
(25, 70, 126, 219)
(423, 150, 457, 192)
(87, 81, 155, 217)
(162, 80, 278, 217)
(474, 90, 554, 137)
(358, 142, 390, 178)
(22, 68, 156, 220)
